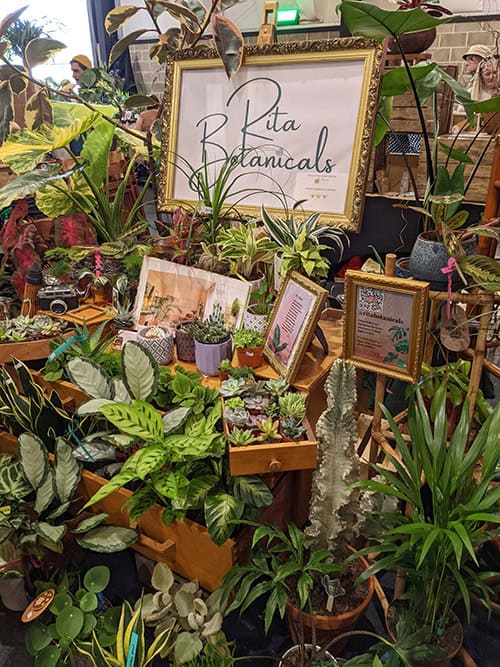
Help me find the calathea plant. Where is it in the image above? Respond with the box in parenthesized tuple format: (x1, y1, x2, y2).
(67, 342, 273, 545)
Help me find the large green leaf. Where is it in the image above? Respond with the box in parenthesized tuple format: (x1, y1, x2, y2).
(75, 525, 137, 552)
(204, 492, 244, 546)
(210, 14, 243, 79)
(381, 62, 437, 97)
(0, 165, 71, 210)
(25, 88, 53, 130)
(55, 605, 84, 640)
(99, 403, 161, 442)
(34, 645, 61, 667)
(132, 446, 169, 480)
(122, 341, 159, 402)
(105, 5, 142, 34)
(54, 438, 82, 504)
(67, 358, 114, 400)
(124, 486, 157, 522)
(232, 476, 273, 508)
(84, 469, 136, 509)
(72, 513, 109, 534)
(18, 432, 49, 491)
(109, 29, 149, 67)
(174, 632, 203, 664)
(0, 80, 13, 143)
(35, 522, 67, 544)
(338, 1, 452, 40)
(25, 38, 66, 69)
(34, 470, 56, 514)
(132, 400, 164, 440)
(25, 623, 52, 655)
(81, 121, 115, 189)
(35, 178, 76, 218)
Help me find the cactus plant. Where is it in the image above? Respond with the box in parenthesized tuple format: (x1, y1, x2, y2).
(305, 359, 365, 553)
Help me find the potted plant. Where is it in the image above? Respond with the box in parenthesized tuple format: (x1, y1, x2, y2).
(186, 304, 233, 377)
(386, 1, 453, 55)
(221, 360, 377, 646)
(217, 221, 277, 284)
(352, 388, 500, 666)
(278, 392, 307, 441)
(137, 325, 175, 365)
(339, 1, 500, 292)
(232, 327, 265, 369)
(243, 281, 274, 333)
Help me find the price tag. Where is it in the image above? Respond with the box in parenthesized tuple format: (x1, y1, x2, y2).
(321, 575, 346, 613)
(440, 304, 470, 352)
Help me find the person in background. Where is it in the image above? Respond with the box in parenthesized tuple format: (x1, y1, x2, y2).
(471, 55, 500, 102)
(70, 54, 92, 85)
(461, 44, 491, 91)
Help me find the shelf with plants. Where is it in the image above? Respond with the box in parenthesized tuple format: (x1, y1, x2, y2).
(220, 374, 317, 476)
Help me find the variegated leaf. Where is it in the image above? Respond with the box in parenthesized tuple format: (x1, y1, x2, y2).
(34, 470, 56, 515)
(18, 433, 49, 491)
(55, 438, 82, 504)
(67, 358, 114, 400)
(122, 342, 159, 402)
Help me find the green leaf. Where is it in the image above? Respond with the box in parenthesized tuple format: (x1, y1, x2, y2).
(122, 341, 159, 402)
(79, 591, 98, 612)
(76, 525, 137, 552)
(381, 62, 437, 97)
(184, 475, 217, 509)
(151, 562, 174, 593)
(55, 605, 83, 640)
(162, 406, 192, 435)
(84, 469, 136, 509)
(204, 492, 244, 546)
(84, 565, 110, 593)
(109, 29, 149, 67)
(0, 165, 72, 209)
(25, 38, 66, 69)
(34, 645, 61, 667)
(24, 88, 53, 131)
(99, 403, 160, 442)
(25, 623, 52, 655)
(417, 527, 441, 568)
(123, 94, 162, 109)
(174, 631, 203, 664)
(35, 522, 67, 544)
(67, 358, 114, 400)
(55, 438, 82, 504)
(50, 592, 72, 615)
(72, 513, 109, 534)
(105, 5, 142, 34)
(81, 121, 115, 189)
(231, 476, 274, 508)
(18, 433, 49, 491)
(34, 471, 56, 515)
(338, 1, 452, 41)
(124, 485, 157, 522)
(459, 255, 500, 292)
(439, 142, 473, 164)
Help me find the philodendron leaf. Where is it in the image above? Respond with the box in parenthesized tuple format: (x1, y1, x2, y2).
(122, 341, 159, 402)
(54, 438, 82, 504)
(19, 432, 49, 491)
(0, 80, 13, 143)
(204, 492, 244, 546)
(34, 470, 56, 515)
(105, 5, 141, 34)
(25, 38, 66, 70)
(211, 14, 243, 79)
(75, 525, 138, 552)
(67, 358, 114, 400)
(72, 513, 109, 534)
(162, 406, 192, 435)
(25, 88, 53, 131)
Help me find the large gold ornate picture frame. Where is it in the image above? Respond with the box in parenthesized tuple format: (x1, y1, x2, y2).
(264, 272, 328, 384)
(159, 39, 382, 231)
(343, 271, 430, 383)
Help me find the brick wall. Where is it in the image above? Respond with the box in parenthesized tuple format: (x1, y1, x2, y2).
(129, 19, 498, 95)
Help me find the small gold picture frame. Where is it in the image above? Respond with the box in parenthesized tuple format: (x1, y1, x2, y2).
(264, 272, 328, 384)
(343, 271, 429, 383)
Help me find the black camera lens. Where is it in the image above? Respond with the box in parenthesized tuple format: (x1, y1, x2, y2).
(50, 299, 68, 315)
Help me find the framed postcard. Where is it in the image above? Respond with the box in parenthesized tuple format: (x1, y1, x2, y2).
(343, 271, 429, 383)
(133, 257, 251, 330)
(159, 38, 383, 231)
(264, 272, 328, 383)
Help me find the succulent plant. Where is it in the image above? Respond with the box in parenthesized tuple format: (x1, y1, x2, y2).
(0, 314, 67, 342)
(232, 327, 265, 349)
(187, 304, 231, 344)
(140, 563, 227, 664)
(228, 426, 258, 447)
(262, 400, 280, 418)
(280, 415, 306, 441)
(224, 406, 249, 427)
(219, 377, 247, 398)
(257, 416, 282, 442)
(243, 394, 269, 411)
(224, 397, 245, 409)
(278, 392, 307, 420)
(264, 376, 290, 397)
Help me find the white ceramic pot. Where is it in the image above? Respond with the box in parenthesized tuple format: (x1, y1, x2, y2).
(242, 307, 268, 334)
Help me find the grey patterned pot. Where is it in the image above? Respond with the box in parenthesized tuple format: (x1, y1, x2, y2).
(242, 307, 267, 334)
(137, 326, 174, 365)
(175, 326, 196, 362)
(194, 337, 232, 377)
(409, 232, 477, 290)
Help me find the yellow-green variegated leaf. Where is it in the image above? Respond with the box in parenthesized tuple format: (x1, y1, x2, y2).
(25, 88, 53, 130)
(0, 165, 67, 210)
(99, 403, 161, 442)
(25, 38, 66, 70)
(35, 179, 75, 218)
(51, 100, 117, 125)
(0, 114, 100, 173)
(105, 6, 142, 35)
(9, 74, 27, 95)
(459, 254, 500, 292)
(83, 468, 137, 510)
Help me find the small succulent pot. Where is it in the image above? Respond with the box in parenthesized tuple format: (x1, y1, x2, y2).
(175, 324, 196, 362)
(235, 344, 264, 369)
(137, 326, 174, 365)
(242, 307, 268, 334)
(194, 336, 232, 377)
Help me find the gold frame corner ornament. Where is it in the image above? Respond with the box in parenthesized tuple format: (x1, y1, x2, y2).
(263, 271, 328, 384)
(159, 38, 383, 232)
(343, 270, 430, 383)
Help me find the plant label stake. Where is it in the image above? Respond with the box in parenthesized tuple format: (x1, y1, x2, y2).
(322, 575, 345, 613)
(126, 631, 139, 667)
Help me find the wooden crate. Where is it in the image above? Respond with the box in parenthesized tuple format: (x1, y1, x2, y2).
(0, 337, 61, 364)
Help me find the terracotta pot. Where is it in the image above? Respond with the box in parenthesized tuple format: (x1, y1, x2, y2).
(235, 344, 264, 369)
(386, 602, 463, 667)
(279, 644, 337, 667)
(387, 28, 437, 55)
(286, 548, 375, 651)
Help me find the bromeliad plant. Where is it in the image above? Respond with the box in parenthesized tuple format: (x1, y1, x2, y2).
(67, 342, 273, 546)
(352, 388, 500, 645)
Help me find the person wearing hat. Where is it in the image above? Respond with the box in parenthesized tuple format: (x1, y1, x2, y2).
(70, 54, 92, 86)
(461, 44, 491, 91)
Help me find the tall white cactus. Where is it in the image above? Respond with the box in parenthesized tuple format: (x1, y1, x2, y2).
(305, 358, 361, 553)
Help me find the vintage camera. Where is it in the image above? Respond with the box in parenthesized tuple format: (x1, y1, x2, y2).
(38, 285, 79, 315)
